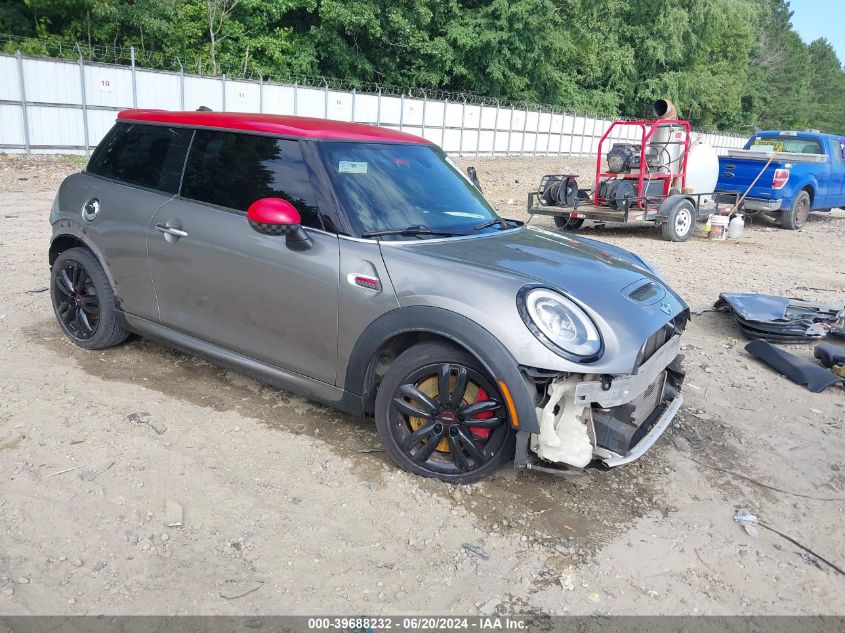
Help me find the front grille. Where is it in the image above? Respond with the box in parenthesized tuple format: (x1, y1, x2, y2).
(591, 371, 667, 455)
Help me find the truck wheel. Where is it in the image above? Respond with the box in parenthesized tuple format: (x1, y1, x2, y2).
(554, 216, 584, 231)
(661, 200, 696, 242)
(781, 190, 810, 230)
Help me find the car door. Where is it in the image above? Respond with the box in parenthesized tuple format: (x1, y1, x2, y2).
(146, 130, 340, 385)
(829, 138, 845, 208)
(77, 122, 191, 320)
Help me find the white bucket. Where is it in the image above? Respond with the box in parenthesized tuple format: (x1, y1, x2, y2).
(709, 214, 729, 240)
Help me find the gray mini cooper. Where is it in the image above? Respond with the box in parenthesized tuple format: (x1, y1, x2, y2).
(49, 109, 688, 483)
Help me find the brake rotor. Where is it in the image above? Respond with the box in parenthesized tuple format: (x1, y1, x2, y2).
(408, 375, 484, 454)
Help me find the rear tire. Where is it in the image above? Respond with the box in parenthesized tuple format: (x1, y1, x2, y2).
(374, 341, 515, 484)
(554, 216, 585, 231)
(661, 199, 696, 242)
(781, 190, 810, 230)
(51, 247, 129, 350)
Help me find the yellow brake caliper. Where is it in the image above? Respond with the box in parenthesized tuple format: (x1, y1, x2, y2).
(408, 375, 480, 454)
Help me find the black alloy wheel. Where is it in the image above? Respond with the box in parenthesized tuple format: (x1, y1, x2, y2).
(54, 258, 100, 340)
(50, 247, 129, 350)
(375, 341, 515, 483)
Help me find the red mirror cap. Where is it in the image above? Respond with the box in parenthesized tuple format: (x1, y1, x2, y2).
(247, 198, 302, 227)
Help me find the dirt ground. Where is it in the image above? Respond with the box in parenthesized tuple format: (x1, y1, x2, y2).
(1, 153, 844, 617)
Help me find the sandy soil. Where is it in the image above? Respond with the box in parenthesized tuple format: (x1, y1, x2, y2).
(1, 154, 844, 616)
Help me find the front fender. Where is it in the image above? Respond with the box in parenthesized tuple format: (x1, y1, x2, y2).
(343, 306, 540, 433)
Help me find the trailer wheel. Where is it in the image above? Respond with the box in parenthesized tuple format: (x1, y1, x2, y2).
(661, 200, 696, 242)
(554, 216, 585, 231)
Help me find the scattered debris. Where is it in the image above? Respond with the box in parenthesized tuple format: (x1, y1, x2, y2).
(126, 411, 168, 435)
(814, 343, 845, 378)
(462, 543, 490, 560)
(672, 436, 692, 452)
(79, 461, 114, 482)
(734, 509, 759, 537)
(164, 499, 183, 528)
(686, 455, 845, 502)
(219, 579, 264, 600)
(715, 293, 844, 342)
(745, 340, 844, 393)
(477, 597, 500, 615)
(25, 287, 48, 294)
(45, 465, 83, 478)
(733, 512, 845, 578)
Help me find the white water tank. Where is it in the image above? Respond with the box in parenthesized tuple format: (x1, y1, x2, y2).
(684, 141, 719, 203)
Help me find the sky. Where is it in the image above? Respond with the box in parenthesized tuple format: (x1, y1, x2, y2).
(789, 0, 845, 64)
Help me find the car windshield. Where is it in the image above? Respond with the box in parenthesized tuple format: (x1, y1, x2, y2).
(749, 137, 823, 154)
(318, 142, 501, 238)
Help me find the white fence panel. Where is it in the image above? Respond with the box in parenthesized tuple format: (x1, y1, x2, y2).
(0, 51, 748, 158)
(0, 105, 25, 145)
(136, 69, 181, 109)
(0, 55, 21, 101)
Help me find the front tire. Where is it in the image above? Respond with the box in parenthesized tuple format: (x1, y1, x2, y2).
(661, 199, 696, 242)
(781, 190, 810, 230)
(51, 247, 129, 350)
(374, 341, 515, 483)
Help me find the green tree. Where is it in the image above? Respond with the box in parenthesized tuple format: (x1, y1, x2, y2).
(806, 38, 845, 133)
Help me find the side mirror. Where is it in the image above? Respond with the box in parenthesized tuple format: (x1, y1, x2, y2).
(246, 198, 313, 251)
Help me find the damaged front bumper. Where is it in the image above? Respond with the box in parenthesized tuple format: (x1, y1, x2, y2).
(514, 334, 685, 475)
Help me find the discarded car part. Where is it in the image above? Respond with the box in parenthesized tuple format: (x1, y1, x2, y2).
(745, 340, 844, 393)
(715, 292, 845, 342)
(814, 343, 845, 377)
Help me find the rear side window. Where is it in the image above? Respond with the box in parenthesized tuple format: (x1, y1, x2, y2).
(749, 136, 822, 154)
(180, 130, 323, 230)
(87, 123, 192, 193)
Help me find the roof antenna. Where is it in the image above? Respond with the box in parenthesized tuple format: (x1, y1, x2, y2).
(196, 106, 213, 112)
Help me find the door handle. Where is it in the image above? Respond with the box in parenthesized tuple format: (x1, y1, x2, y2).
(155, 224, 188, 238)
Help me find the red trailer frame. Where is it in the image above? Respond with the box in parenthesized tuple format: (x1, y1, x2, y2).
(593, 119, 692, 208)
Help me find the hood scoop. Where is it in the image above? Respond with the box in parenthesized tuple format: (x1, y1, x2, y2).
(622, 278, 666, 306)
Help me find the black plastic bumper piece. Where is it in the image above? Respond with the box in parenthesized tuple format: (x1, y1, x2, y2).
(746, 339, 844, 393)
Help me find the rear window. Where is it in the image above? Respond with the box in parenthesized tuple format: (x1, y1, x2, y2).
(749, 137, 822, 154)
(87, 123, 192, 193)
(180, 130, 323, 230)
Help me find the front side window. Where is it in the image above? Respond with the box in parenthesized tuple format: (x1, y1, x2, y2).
(180, 130, 323, 230)
(87, 123, 192, 193)
(318, 142, 498, 238)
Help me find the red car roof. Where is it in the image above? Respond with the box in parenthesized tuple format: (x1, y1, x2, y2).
(117, 109, 431, 144)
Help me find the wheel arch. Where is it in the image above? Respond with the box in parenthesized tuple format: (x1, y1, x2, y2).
(49, 227, 118, 291)
(343, 306, 539, 433)
(49, 234, 87, 266)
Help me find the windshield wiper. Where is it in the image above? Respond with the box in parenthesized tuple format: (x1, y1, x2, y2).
(362, 225, 463, 239)
(473, 217, 514, 231)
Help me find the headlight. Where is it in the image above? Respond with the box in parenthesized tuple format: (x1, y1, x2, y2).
(519, 287, 602, 360)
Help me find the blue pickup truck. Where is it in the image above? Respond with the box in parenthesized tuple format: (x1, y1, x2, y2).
(715, 130, 845, 229)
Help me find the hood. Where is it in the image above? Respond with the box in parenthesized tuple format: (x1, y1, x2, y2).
(388, 226, 682, 306)
(379, 226, 688, 373)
